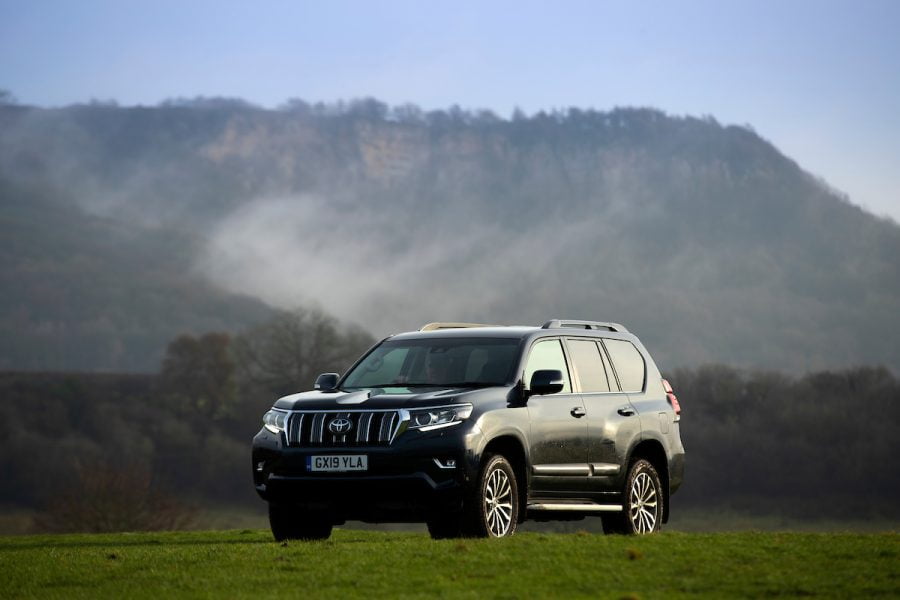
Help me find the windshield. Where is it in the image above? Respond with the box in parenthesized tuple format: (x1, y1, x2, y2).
(341, 337, 519, 391)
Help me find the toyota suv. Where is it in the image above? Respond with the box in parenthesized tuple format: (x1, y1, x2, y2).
(252, 320, 684, 539)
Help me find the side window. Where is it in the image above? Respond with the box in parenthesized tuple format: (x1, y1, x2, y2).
(567, 339, 610, 392)
(603, 339, 646, 392)
(524, 339, 572, 393)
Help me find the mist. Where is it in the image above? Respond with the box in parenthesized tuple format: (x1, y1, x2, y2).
(2, 100, 899, 373)
(198, 193, 612, 338)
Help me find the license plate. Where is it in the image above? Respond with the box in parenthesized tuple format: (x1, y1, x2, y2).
(307, 455, 368, 472)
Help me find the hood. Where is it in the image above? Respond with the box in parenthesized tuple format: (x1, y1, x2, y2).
(272, 385, 506, 411)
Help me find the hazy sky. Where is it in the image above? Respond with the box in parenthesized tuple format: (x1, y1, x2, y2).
(2, 0, 898, 221)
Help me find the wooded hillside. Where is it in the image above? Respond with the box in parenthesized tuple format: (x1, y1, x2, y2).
(1, 100, 898, 372)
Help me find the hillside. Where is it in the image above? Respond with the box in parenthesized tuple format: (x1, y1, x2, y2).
(1, 100, 898, 372)
(0, 177, 273, 371)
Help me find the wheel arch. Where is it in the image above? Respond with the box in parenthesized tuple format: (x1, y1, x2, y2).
(482, 434, 529, 524)
(628, 438, 671, 523)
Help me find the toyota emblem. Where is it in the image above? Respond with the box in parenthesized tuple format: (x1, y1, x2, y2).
(328, 417, 353, 434)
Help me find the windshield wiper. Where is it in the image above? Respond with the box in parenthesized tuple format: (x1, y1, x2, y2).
(352, 381, 500, 389)
(433, 381, 500, 388)
(361, 382, 441, 388)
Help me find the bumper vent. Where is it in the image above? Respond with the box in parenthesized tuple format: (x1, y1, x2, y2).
(285, 411, 402, 447)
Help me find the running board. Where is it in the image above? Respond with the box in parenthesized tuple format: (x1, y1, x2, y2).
(527, 503, 622, 512)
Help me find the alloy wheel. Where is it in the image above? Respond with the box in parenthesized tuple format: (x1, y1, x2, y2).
(483, 466, 513, 536)
(628, 471, 659, 533)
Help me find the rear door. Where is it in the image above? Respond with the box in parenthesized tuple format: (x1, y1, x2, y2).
(524, 338, 590, 495)
(566, 337, 641, 493)
(603, 337, 657, 441)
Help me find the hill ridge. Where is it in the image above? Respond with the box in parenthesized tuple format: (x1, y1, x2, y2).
(1, 100, 898, 372)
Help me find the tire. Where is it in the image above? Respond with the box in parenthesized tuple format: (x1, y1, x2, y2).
(268, 503, 333, 541)
(426, 514, 463, 540)
(602, 459, 664, 535)
(463, 454, 519, 538)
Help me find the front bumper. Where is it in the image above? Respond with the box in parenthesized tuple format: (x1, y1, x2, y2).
(252, 424, 481, 522)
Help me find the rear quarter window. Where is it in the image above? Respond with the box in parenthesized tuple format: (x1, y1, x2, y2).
(603, 339, 646, 392)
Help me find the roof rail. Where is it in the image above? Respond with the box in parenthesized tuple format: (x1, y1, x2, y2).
(541, 320, 629, 333)
(419, 322, 503, 331)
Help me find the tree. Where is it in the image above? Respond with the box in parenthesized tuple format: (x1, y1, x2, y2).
(160, 332, 237, 419)
(33, 461, 195, 533)
(232, 307, 374, 399)
(347, 97, 388, 120)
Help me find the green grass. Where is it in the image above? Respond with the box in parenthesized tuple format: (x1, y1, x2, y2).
(1, 529, 897, 599)
(5, 505, 899, 536)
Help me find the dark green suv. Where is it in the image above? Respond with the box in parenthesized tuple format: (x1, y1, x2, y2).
(252, 320, 684, 540)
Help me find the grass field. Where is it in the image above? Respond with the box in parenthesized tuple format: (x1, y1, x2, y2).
(1, 529, 897, 599)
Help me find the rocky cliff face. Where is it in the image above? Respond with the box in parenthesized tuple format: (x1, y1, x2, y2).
(2, 101, 898, 372)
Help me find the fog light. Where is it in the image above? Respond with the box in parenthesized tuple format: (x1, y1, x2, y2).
(433, 458, 457, 469)
(256, 461, 265, 472)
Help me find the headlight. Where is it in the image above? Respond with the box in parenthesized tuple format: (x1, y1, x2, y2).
(263, 410, 287, 433)
(407, 404, 473, 431)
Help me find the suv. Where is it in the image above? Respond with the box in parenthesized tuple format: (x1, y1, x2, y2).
(252, 320, 684, 539)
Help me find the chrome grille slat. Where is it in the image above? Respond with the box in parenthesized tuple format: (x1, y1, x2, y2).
(378, 413, 387, 442)
(378, 412, 397, 443)
(287, 413, 304, 445)
(357, 413, 373, 444)
(285, 410, 401, 447)
(312, 413, 327, 444)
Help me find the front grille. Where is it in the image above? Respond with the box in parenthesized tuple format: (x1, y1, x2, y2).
(285, 411, 402, 447)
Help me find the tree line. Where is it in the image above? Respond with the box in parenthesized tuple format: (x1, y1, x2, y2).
(667, 364, 898, 519)
(0, 309, 896, 531)
(0, 307, 373, 532)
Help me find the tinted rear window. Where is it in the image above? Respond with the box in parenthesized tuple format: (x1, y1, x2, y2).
(603, 339, 645, 392)
(567, 339, 610, 392)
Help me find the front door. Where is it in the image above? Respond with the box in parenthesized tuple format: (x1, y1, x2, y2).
(524, 338, 590, 496)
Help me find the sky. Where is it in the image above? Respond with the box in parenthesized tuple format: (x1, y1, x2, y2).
(2, 0, 898, 221)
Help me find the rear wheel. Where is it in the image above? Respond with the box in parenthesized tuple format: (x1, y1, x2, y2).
(268, 503, 333, 541)
(602, 459, 663, 535)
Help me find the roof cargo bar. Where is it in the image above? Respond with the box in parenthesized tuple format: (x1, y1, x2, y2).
(419, 322, 503, 331)
(541, 320, 629, 333)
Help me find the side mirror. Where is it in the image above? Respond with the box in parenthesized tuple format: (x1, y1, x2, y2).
(529, 369, 565, 396)
(314, 373, 339, 391)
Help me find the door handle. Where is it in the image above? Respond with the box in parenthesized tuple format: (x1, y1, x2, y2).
(617, 406, 636, 417)
(570, 407, 586, 418)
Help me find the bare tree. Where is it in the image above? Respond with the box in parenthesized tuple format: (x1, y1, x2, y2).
(33, 462, 195, 533)
(160, 332, 236, 419)
(232, 307, 374, 398)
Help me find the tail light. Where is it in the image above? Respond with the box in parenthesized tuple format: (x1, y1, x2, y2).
(662, 378, 681, 418)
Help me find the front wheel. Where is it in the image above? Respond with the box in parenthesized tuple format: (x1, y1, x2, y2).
(268, 503, 333, 541)
(468, 454, 519, 538)
(602, 459, 664, 535)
